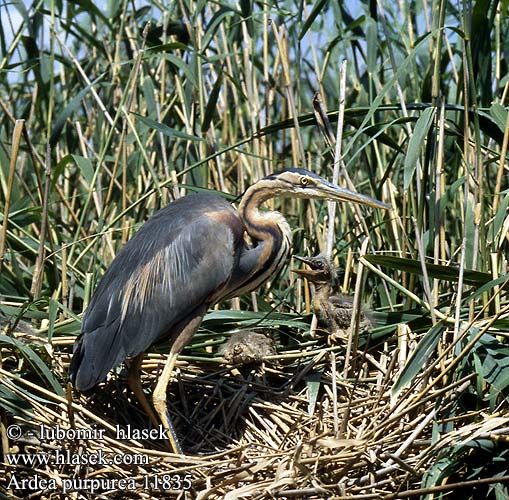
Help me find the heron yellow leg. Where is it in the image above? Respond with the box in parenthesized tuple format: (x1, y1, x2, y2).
(127, 352, 182, 453)
(153, 351, 182, 454)
(126, 353, 159, 428)
(152, 310, 206, 455)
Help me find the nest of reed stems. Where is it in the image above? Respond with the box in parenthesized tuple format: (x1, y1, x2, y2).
(3, 310, 509, 499)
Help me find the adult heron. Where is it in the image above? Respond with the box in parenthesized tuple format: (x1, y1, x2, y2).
(69, 168, 389, 453)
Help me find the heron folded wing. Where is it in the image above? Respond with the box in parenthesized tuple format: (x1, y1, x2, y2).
(70, 194, 243, 390)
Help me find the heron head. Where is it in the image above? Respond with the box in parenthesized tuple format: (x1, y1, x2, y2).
(266, 168, 391, 210)
(292, 254, 334, 283)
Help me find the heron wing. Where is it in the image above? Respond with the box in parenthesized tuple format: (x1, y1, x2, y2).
(329, 294, 353, 308)
(70, 194, 244, 390)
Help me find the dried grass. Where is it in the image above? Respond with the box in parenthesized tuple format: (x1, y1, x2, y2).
(3, 322, 509, 499)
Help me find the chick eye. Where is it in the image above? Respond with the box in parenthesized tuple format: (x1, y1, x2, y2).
(300, 176, 309, 186)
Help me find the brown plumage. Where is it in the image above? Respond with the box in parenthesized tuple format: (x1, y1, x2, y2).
(220, 330, 276, 365)
(293, 254, 372, 341)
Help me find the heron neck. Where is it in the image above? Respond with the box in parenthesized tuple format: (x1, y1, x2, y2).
(238, 180, 291, 243)
(314, 282, 332, 299)
(221, 179, 293, 298)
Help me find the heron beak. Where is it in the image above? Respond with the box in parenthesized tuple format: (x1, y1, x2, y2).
(292, 255, 321, 278)
(293, 255, 316, 268)
(292, 268, 315, 278)
(316, 180, 391, 210)
(291, 267, 318, 280)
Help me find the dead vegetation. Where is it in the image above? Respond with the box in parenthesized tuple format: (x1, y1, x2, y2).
(3, 312, 509, 498)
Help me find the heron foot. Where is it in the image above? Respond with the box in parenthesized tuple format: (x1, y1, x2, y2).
(152, 351, 182, 454)
(153, 399, 183, 454)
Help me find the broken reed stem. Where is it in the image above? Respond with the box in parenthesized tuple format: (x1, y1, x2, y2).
(343, 237, 370, 380)
(30, 175, 50, 294)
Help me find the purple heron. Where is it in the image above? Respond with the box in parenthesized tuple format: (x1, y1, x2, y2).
(69, 168, 389, 453)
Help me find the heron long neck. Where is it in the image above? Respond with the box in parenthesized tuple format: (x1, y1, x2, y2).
(314, 281, 332, 301)
(238, 180, 291, 245)
(235, 180, 292, 289)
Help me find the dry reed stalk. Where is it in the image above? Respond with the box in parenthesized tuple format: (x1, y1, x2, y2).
(3, 327, 508, 499)
(0, 120, 23, 275)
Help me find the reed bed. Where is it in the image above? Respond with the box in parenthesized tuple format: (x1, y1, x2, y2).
(2, 319, 509, 498)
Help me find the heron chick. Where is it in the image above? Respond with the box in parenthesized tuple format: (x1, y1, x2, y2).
(69, 168, 389, 454)
(220, 330, 276, 365)
(293, 254, 372, 342)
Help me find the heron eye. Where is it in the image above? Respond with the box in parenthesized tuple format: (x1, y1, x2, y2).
(300, 176, 309, 186)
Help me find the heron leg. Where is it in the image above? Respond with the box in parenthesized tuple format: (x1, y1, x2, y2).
(152, 351, 182, 454)
(126, 353, 159, 428)
(153, 310, 206, 455)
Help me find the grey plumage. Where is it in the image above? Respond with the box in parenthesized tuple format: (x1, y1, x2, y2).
(71, 194, 250, 390)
